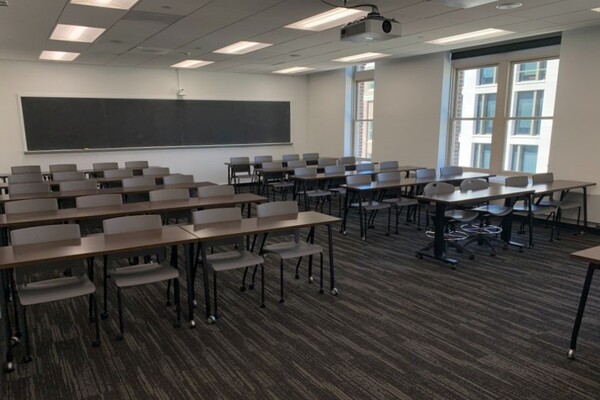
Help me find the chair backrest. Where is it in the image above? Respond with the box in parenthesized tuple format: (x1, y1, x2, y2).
(324, 165, 345, 175)
(230, 157, 249, 164)
(505, 175, 529, 187)
(440, 166, 463, 177)
(192, 207, 243, 248)
(423, 181, 455, 196)
(380, 161, 399, 171)
(11, 224, 83, 284)
(8, 173, 43, 184)
(302, 153, 319, 161)
(460, 178, 489, 192)
(143, 167, 170, 176)
(51, 171, 85, 182)
(346, 174, 371, 186)
(198, 185, 235, 198)
(9, 182, 50, 195)
(356, 163, 375, 172)
(318, 158, 337, 166)
(261, 161, 283, 170)
(93, 162, 118, 171)
(11, 165, 41, 174)
(338, 156, 356, 166)
(256, 201, 298, 218)
(124, 161, 149, 169)
(76, 193, 123, 209)
(282, 154, 299, 162)
(149, 188, 190, 202)
(103, 168, 134, 179)
(122, 176, 156, 188)
(532, 172, 554, 184)
(103, 214, 162, 235)
(59, 180, 98, 192)
(163, 174, 194, 185)
(254, 155, 273, 163)
(416, 168, 436, 179)
(294, 167, 317, 178)
(49, 164, 77, 173)
(287, 160, 307, 169)
(377, 171, 401, 183)
(5, 198, 58, 214)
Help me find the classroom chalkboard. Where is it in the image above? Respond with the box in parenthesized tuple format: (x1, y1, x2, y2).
(20, 97, 291, 151)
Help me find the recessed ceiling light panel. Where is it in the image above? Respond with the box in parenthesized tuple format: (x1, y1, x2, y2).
(496, 2, 522, 10)
(285, 7, 367, 31)
(332, 52, 390, 63)
(70, 0, 139, 10)
(170, 60, 213, 69)
(427, 28, 512, 45)
(429, 0, 498, 8)
(50, 24, 106, 43)
(273, 67, 314, 74)
(39, 51, 80, 61)
(214, 41, 273, 55)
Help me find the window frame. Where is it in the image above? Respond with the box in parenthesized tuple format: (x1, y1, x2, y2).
(352, 65, 375, 159)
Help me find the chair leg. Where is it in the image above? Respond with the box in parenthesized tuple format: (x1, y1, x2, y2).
(174, 279, 181, 328)
(213, 271, 219, 320)
(279, 258, 285, 303)
(102, 256, 109, 319)
(9, 274, 21, 337)
(116, 287, 124, 340)
(241, 267, 249, 292)
(21, 305, 32, 363)
(250, 266, 258, 290)
(92, 293, 101, 347)
(165, 280, 172, 306)
(260, 264, 265, 308)
(386, 208, 391, 236)
(319, 253, 324, 294)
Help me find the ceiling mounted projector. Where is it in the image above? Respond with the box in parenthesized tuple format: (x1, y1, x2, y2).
(340, 11, 400, 42)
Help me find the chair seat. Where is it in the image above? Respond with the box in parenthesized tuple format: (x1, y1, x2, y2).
(383, 197, 418, 207)
(270, 182, 294, 188)
(538, 200, 581, 210)
(329, 187, 346, 194)
(18, 275, 95, 306)
(512, 204, 556, 215)
(472, 204, 512, 217)
(350, 201, 391, 211)
(302, 190, 331, 198)
(112, 263, 178, 288)
(264, 241, 323, 259)
(444, 209, 479, 222)
(207, 250, 264, 272)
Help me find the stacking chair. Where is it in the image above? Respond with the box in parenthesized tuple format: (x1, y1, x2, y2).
(5, 198, 58, 215)
(532, 172, 581, 239)
(356, 163, 375, 173)
(10, 224, 100, 361)
(76, 193, 123, 240)
(149, 188, 191, 224)
(261, 161, 293, 201)
(92, 162, 118, 177)
(198, 184, 235, 198)
(287, 160, 307, 169)
(7, 173, 43, 185)
(143, 167, 170, 176)
(9, 182, 50, 195)
(506, 176, 558, 241)
(102, 215, 180, 338)
(229, 157, 254, 193)
(418, 182, 476, 260)
(164, 174, 194, 185)
(254, 155, 273, 166)
(325, 165, 347, 217)
(256, 201, 325, 302)
(49, 164, 77, 173)
(60, 180, 98, 192)
(380, 161, 399, 171)
(193, 208, 265, 323)
(124, 161, 149, 170)
(302, 153, 320, 162)
(378, 172, 418, 233)
(318, 158, 337, 167)
(11, 165, 41, 175)
(104, 168, 134, 179)
(294, 167, 331, 213)
(459, 179, 512, 256)
(346, 174, 391, 240)
(282, 154, 300, 162)
(440, 166, 463, 177)
(51, 171, 85, 182)
(416, 168, 436, 180)
(338, 157, 356, 167)
(122, 176, 156, 203)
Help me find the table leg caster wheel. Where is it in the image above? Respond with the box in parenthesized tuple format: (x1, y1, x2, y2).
(192, 299, 198, 307)
(189, 320, 196, 329)
(331, 288, 339, 296)
(207, 316, 216, 324)
(101, 312, 109, 320)
(5, 361, 14, 372)
(567, 349, 575, 359)
(309, 276, 314, 283)
(10, 337, 20, 346)
(22, 355, 33, 363)
(91, 340, 101, 348)
(342, 231, 347, 236)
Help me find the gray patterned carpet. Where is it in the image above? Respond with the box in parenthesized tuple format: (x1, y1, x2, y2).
(2, 211, 600, 399)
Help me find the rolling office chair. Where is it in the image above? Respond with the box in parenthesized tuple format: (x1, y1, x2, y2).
(49, 164, 77, 173)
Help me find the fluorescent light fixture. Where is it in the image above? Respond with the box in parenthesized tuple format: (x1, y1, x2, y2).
(214, 41, 273, 55)
(50, 24, 106, 43)
(70, 0, 138, 10)
(39, 51, 80, 61)
(273, 67, 314, 74)
(332, 52, 390, 63)
(427, 28, 512, 45)
(592, 7, 600, 12)
(170, 60, 213, 69)
(285, 7, 366, 31)
(431, 0, 498, 8)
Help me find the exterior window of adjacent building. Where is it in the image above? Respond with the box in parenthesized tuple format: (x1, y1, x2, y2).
(450, 55, 559, 173)
(353, 61, 375, 158)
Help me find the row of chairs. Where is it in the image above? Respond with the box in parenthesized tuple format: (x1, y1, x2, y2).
(10, 161, 151, 175)
(7, 167, 171, 185)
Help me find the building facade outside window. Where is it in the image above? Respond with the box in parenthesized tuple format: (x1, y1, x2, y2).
(449, 55, 559, 173)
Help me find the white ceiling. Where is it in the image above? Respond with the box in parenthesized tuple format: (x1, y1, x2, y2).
(1, 0, 599, 74)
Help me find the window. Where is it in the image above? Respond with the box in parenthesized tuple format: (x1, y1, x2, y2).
(510, 145, 538, 173)
(450, 56, 559, 173)
(354, 80, 374, 158)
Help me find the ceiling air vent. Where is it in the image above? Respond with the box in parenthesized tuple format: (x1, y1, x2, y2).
(130, 47, 172, 55)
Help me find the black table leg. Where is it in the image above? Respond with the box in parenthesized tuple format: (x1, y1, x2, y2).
(328, 224, 338, 295)
(567, 263, 597, 359)
(185, 243, 196, 328)
(1, 269, 14, 372)
(341, 191, 351, 234)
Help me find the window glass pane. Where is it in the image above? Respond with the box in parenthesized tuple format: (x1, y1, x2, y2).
(354, 121, 373, 159)
(478, 67, 496, 85)
(354, 80, 374, 158)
